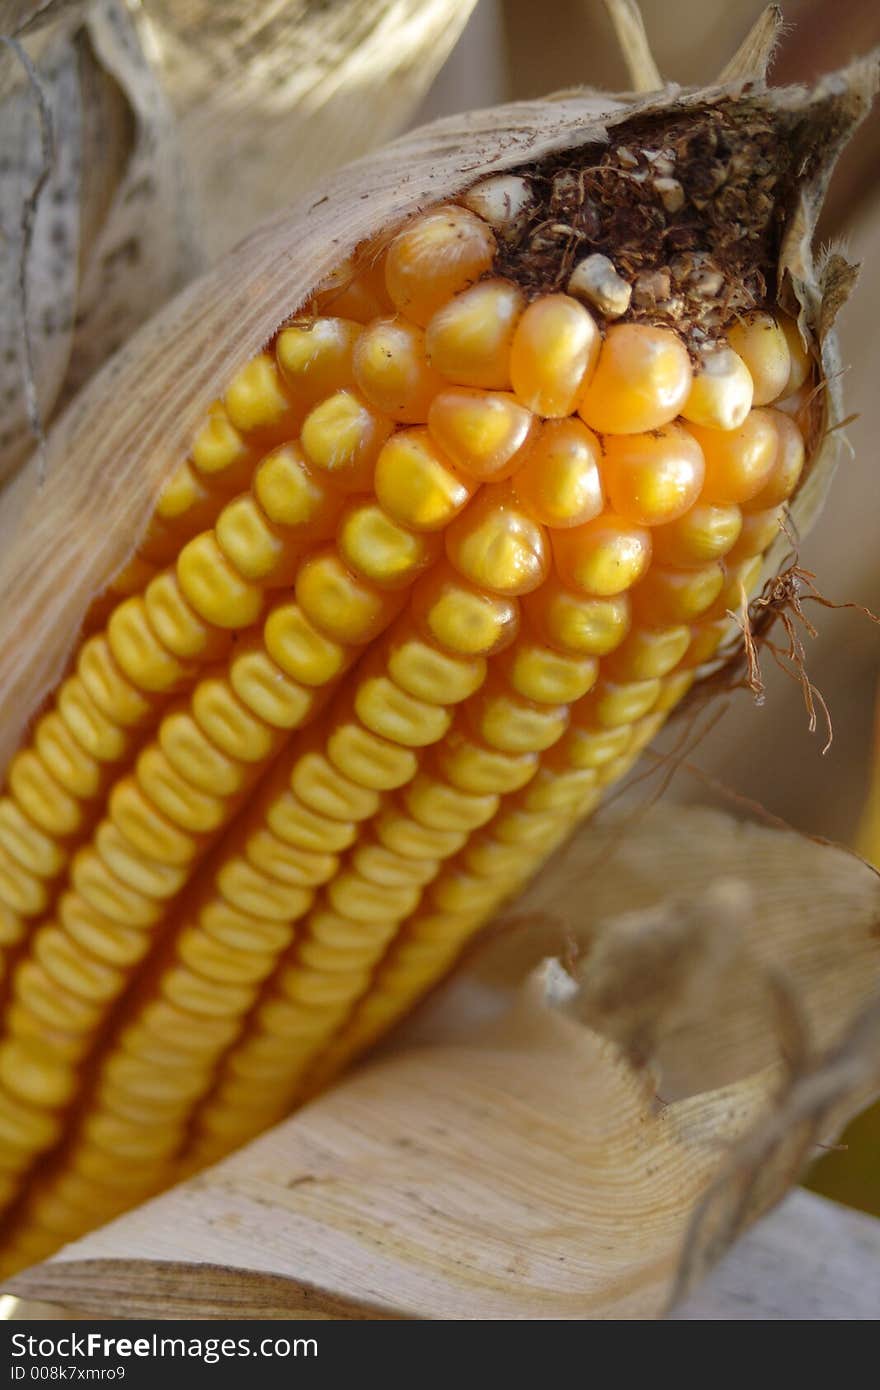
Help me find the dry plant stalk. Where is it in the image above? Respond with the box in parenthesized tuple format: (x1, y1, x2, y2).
(0, 3, 877, 1301)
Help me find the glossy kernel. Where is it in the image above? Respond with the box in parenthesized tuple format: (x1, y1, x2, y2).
(497, 637, 598, 704)
(177, 533, 264, 630)
(682, 346, 753, 430)
(425, 279, 524, 389)
(338, 499, 439, 590)
(412, 563, 519, 657)
(509, 293, 600, 417)
(687, 410, 779, 505)
(427, 389, 533, 481)
(445, 484, 549, 596)
(524, 579, 630, 656)
(552, 513, 652, 597)
(254, 443, 341, 536)
(276, 317, 361, 406)
(385, 206, 496, 327)
(374, 428, 473, 532)
(296, 547, 404, 645)
(578, 324, 692, 434)
(513, 418, 603, 528)
(631, 561, 725, 626)
(743, 410, 804, 511)
(602, 424, 705, 527)
(264, 601, 352, 687)
(727, 312, 790, 405)
(353, 317, 444, 422)
(300, 391, 392, 490)
(651, 501, 743, 568)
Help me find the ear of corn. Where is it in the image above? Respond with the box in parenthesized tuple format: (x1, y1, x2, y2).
(2, 54, 869, 1274)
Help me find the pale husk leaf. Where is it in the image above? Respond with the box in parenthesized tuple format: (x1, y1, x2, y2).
(7, 805, 879, 1319)
(1, 58, 877, 774)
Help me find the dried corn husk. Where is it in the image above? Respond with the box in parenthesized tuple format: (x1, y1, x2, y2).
(0, 22, 876, 771)
(7, 805, 879, 1319)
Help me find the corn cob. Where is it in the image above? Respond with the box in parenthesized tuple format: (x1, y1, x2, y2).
(0, 83, 849, 1274)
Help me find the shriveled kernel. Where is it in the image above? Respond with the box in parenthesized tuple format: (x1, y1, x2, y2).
(567, 254, 632, 318)
(159, 709, 247, 797)
(727, 312, 790, 405)
(459, 175, 533, 233)
(445, 484, 549, 596)
(497, 637, 598, 704)
(744, 410, 804, 510)
(229, 636, 320, 730)
(264, 601, 351, 687)
(326, 718, 418, 791)
(651, 501, 743, 567)
(689, 409, 779, 505)
(300, 391, 392, 490)
(177, 533, 264, 630)
(386, 630, 486, 705)
(509, 293, 600, 417)
(468, 681, 569, 753)
(374, 428, 473, 531)
(552, 513, 652, 597)
(578, 324, 692, 434)
(602, 424, 704, 529)
(428, 389, 533, 481)
(413, 565, 519, 659)
(338, 499, 439, 590)
(296, 547, 404, 645)
(605, 624, 691, 681)
(631, 561, 725, 625)
(192, 677, 278, 763)
(224, 354, 296, 435)
(353, 317, 444, 422)
(425, 278, 524, 389)
(524, 579, 630, 656)
(513, 418, 603, 528)
(682, 347, 753, 430)
(254, 443, 340, 535)
(144, 573, 229, 662)
(355, 671, 452, 747)
(276, 317, 361, 405)
(385, 205, 495, 327)
(215, 494, 300, 585)
(726, 506, 783, 561)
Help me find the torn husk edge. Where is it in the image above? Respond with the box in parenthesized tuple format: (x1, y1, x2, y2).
(0, 54, 877, 773)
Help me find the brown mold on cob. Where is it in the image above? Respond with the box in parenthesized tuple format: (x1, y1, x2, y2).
(0, 9, 875, 1274)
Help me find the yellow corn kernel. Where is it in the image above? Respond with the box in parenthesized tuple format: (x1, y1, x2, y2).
(107, 597, 192, 693)
(727, 312, 790, 405)
(291, 749, 381, 823)
(681, 619, 728, 668)
(468, 681, 569, 753)
(375, 806, 467, 860)
(0, 1037, 78, 1109)
(509, 293, 600, 417)
(445, 483, 549, 596)
(215, 494, 301, 586)
(94, 823, 188, 901)
(404, 773, 498, 832)
(224, 353, 297, 436)
(425, 278, 524, 389)
(435, 728, 538, 794)
(491, 805, 569, 848)
(124, 1001, 241, 1060)
(706, 555, 764, 620)
(77, 636, 153, 728)
(552, 512, 652, 597)
(651, 501, 743, 567)
(196, 903, 294, 957)
(779, 315, 812, 394)
(0, 901, 26, 947)
(162, 964, 257, 1022)
(0, 1085, 64, 1158)
(631, 561, 725, 625)
(8, 750, 83, 838)
(189, 404, 255, 490)
(681, 346, 753, 430)
(385, 629, 486, 705)
(374, 428, 473, 531)
(192, 676, 279, 763)
(355, 669, 453, 747)
(176, 929, 282, 988)
(264, 600, 352, 689)
(276, 317, 361, 405)
(581, 677, 661, 728)
(496, 637, 598, 704)
(743, 410, 804, 510)
(155, 460, 214, 529)
(159, 708, 247, 797)
(351, 842, 438, 889)
(34, 714, 102, 801)
(0, 800, 65, 880)
(264, 788, 357, 855)
(326, 872, 421, 923)
(243, 829, 336, 890)
(16, 960, 104, 1033)
(688, 409, 779, 505)
(176, 532, 264, 630)
(427, 388, 534, 481)
(513, 417, 603, 528)
(254, 443, 341, 536)
(338, 498, 439, 590)
(296, 546, 404, 645)
(229, 636, 320, 730)
(524, 578, 630, 656)
(601, 424, 705, 527)
(726, 506, 783, 561)
(604, 624, 691, 681)
(34, 927, 124, 1010)
(325, 716, 418, 791)
(654, 669, 696, 713)
(352, 317, 443, 421)
(578, 323, 692, 434)
(143, 573, 229, 662)
(108, 779, 199, 866)
(57, 679, 129, 763)
(0, 845, 47, 917)
(71, 847, 163, 928)
(385, 205, 495, 327)
(461, 834, 530, 877)
(136, 746, 227, 834)
(520, 762, 599, 812)
(60, 895, 149, 968)
(300, 390, 392, 490)
(81, 1110, 186, 1162)
(312, 256, 391, 323)
(430, 870, 507, 914)
(412, 563, 520, 657)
